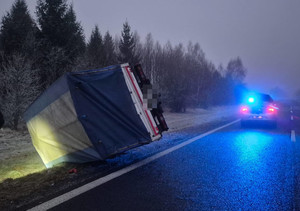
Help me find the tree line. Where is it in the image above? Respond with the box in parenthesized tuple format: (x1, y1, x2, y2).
(0, 0, 247, 130)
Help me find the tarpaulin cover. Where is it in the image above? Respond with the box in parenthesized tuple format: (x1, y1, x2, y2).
(24, 65, 151, 167)
(26, 91, 100, 168)
(67, 66, 151, 158)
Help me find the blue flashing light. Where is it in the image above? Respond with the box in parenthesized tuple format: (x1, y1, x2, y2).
(248, 97, 255, 103)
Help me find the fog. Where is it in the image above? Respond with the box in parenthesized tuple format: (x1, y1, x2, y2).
(1, 0, 300, 97)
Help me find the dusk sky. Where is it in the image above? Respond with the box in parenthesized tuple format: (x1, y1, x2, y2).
(1, 0, 300, 97)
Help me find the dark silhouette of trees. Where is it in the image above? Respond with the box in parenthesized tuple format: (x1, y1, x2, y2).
(0, 54, 39, 130)
(63, 5, 86, 60)
(36, 0, 85, 57)
(164, 43, 188, 112)
(103, 31, 117, 66)
(0, 0, 39, 129)
(141, 33, 155, 80)
(86, 25, 104, 69)
(0, 0, 36, 58)
(118, 21, 139, 65)
(225, 57, 247, 104)
(0, 0, 248, 129)
(226, 57, 247, 83)
(36, 0, 85, 89)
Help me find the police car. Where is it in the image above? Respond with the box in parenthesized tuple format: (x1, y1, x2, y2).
(240, 93, 278, 127)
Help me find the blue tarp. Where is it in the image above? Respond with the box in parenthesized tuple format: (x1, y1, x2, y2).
(24, 65, 152, 166)
(67, 66, 151, 157)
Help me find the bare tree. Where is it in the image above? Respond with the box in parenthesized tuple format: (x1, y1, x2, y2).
(152, 41, 164, 87)
(226, 57, 247, 83)
(141, 33, 155, 80)
(225, 57, 247, 104)
(132, 31, 142, 65)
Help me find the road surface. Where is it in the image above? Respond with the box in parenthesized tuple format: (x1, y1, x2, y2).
(31, 103, 300, 210)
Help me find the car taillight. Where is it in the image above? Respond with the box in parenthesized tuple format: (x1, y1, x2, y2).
(267, 106, 276, 114)
(240, 106, 249, 113)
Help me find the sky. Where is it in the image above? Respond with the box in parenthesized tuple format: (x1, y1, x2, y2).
(1, 0, 300, 98)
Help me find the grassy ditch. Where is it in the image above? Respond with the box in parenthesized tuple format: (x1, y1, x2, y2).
(0, 151, 45, 183)
(0, 128, 85, 210)
(0, 128, 45, 183)
(0, 162, 80, 210)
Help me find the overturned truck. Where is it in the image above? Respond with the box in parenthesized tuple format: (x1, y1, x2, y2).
(24, 63, 168, 168)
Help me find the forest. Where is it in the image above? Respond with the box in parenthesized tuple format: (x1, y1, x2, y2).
(0, 0, 247, 130)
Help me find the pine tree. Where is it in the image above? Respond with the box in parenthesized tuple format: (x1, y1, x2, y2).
(86, 25, 104, 69)
(118, 21, 137, 64)
(36, 0, 86, 89)
(0, 0, 36, 57)
(103, 31, 117, 66)
(36, 0, 68, 47)
(36, 0, 85, 60)
(0, 0, 39, 129)
(63, 5, 85, 59)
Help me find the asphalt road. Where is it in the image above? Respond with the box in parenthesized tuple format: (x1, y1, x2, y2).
(40, 103, 300, 210)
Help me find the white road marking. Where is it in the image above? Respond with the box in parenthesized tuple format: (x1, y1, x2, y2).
(28, 119, 240, 211)
(291, 130, 296, 142)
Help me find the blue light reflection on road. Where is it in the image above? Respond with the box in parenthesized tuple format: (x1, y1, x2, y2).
(157, 129, 294, 210)
(234, 131, 272, 164)
(228, 130, 293, 210)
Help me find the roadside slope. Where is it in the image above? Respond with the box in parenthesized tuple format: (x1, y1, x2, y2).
(0, 106, 237, 210)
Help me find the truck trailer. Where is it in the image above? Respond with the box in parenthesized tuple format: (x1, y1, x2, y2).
(24, 63, 168, 168)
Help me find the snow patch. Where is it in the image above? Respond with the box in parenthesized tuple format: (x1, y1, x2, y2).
(0, 106, 237, 163)
(164, 106, 238, 132)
